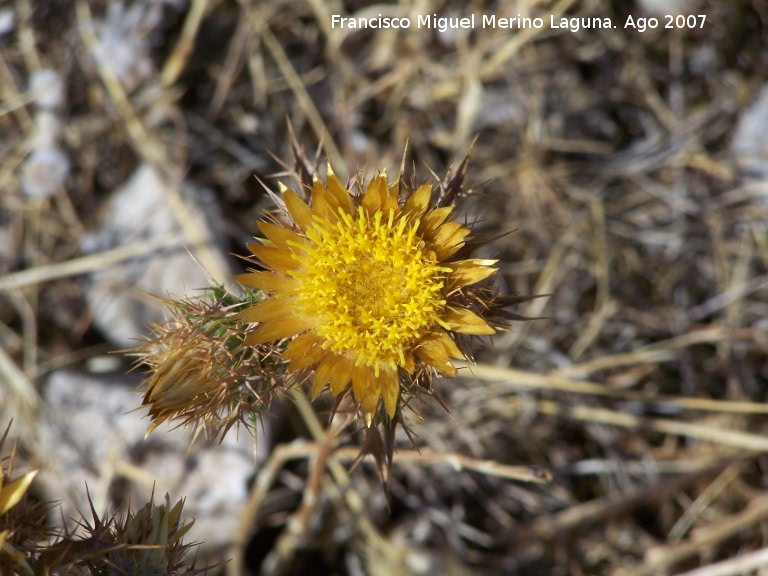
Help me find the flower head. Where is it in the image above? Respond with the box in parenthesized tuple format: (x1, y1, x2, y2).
(237, 158, 503, 422)
(108, 493, 196, 576)
(133, 286, 282, 439)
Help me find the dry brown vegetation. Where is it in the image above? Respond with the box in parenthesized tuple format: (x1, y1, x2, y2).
(2, 0, 768, 574)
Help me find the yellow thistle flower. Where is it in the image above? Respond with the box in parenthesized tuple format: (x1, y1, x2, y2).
(237, 162, 500, 420)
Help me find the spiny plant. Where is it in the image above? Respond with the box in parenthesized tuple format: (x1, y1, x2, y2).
(135, 135, 536, 462)
(2, 137, 536, 575)
(0, 423, 208, 575)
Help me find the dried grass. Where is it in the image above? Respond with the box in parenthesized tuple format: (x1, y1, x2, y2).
(2, 0, 768, 574)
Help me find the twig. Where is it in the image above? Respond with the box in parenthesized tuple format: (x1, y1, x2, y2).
(461, 361, 768, 415)
(0, 343, 37, 408)
(227, 439, 313, 576)
(688, 273, 768, 321)
(672, 546, 768, 576)
(479, 0, 578, 77)
(531, 462, 728, 541)
(0, 234, 184, 291)
(243, 2, 346, 173)
(262, 426, 337, 574)
(552, 325, 755, 379)
(625, 496, 768, 576)
(332, 446, 551, 484)
(160, 0, 210, 87)
(534, 399, 768, 452)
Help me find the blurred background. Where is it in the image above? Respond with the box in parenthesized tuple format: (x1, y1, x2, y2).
(2, 0, 768, 574)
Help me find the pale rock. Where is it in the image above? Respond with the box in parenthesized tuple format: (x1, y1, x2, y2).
(731, 84, 768, 178)
(81, 163, 231, 347)
(38, 369, 259, 551)
(20, 146, 70, 199)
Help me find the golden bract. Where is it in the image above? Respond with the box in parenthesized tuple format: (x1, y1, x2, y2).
(237, 166, 498, 419)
